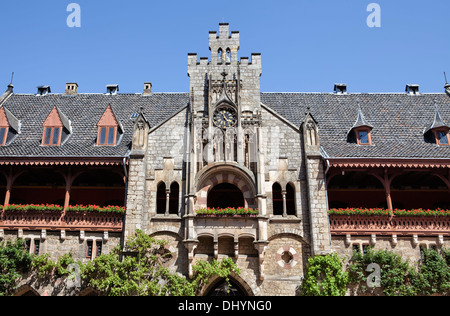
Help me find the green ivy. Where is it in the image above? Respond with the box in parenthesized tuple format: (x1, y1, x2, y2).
(0, 239, 33, 296)
(348, 248, 416, 296)
(299, 252, 349, 296)
(412, 249, 450, 296)
(81, 230, 240, 296)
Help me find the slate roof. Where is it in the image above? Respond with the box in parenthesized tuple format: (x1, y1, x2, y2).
(0, 90, 449, 160)
(0, 93, 189, 158)
(261, 92, 450, 159)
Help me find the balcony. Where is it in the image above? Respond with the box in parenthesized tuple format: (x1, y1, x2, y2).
(0, 204, 124, 232)
(329, 208, 450, 236)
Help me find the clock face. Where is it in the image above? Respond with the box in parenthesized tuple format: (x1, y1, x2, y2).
(214, 108, 237, 128)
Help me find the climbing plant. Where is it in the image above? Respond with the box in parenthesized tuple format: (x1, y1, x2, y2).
(299, 252, 349, 296)
(0, 239, 33, 296)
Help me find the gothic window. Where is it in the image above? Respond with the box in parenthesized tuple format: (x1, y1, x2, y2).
(156, 182, 167, 215)
(272, 183, 283, 216)
(286, 183, 296, 216)
(226, 48, 231, 63)
(169, 182, 180, 215)
(218, 48, 223, 63)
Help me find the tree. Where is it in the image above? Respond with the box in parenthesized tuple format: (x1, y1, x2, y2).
(81, 230, 240, 296)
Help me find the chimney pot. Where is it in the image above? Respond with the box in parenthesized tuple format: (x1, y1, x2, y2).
(37, 86, 51, 96)
(406, 84, 420, 95)
(65, 83, 78, 95)
(143, 82, 152, 96)
(334, 83, 347, 94)
(106, 84, 119, 95)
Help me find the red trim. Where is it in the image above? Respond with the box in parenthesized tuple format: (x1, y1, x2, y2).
(433, 128, 450, 146)
(0, 157, 124, 166)
(327, 158, 450, 169)
(354, 127, 372, 146)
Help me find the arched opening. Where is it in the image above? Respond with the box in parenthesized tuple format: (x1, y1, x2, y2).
(226, 48, 231, 63)
(11, 169, 65, 205)
(207, 183, 244, 209)
(71, 169, 125, 207)
(327, 172, 385, 209)
(272, 182, 283, 216)
(286, 183, 296, 216)
(390, 172, 450, 210)
(156, 182, 166, 214)
(169, 182, 179, 215)
(204, 275, 254, 297)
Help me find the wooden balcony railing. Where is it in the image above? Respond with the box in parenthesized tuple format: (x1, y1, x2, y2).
(0, 206, 124, 232)
(329, 215, 450, 236)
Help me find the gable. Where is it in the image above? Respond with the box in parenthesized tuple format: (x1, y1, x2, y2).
(97, 105, 119, 127)
(43, 106, 63, 127)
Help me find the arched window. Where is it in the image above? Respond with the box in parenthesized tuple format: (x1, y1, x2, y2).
(286, 183, 296, 216)
(156, 182, 166, 214)
(272, 183, 283, 216)
(226, 48, 231, 63)
(218, 48, 223, 63)
(169, 182, 179, 215)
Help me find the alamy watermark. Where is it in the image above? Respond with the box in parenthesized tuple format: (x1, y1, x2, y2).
(366, 263, 381, 288)
(367, 3, 381, 28)
(66, 3, 81, 28)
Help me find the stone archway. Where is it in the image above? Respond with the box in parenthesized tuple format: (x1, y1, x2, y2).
(201, 273, 255, 297)
(207, 183, 245, 209)
(195, 164, 257, 210)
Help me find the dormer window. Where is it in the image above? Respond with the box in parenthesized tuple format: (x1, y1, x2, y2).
(424, 104, 449, 147)
(356, 128, 372, 146)
(348, 105, 374, 146)
(41, 106, 72, 147)
(0, 106, 20, 147)
(98, 126, 117, 146)
(97, 105, 122, 146)
(435, 129, 449, 146)
(43, 126, 62, 146)
(0, 127, 8, 146)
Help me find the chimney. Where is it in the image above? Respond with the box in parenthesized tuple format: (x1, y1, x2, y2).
(406, 84, 419, 95)
(445, 83, 450, 95)
(106, 84, 119, 95)
(334, 83, 347, 94)
(65, 82, 78, 95)
(143, 82, 152, 96)
(37, 86, 51, 96)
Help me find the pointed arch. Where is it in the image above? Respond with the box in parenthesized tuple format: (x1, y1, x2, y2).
(156, 181, 167, 214)
(169, 181, 180, 215)
(200, 273, 255, 297)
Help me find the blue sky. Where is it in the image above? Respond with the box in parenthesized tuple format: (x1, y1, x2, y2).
(0, 0, 449, 94)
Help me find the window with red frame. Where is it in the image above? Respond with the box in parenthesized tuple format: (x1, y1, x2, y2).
(42, 126, 62, 146)
(97, 126, 117, 146)
(355, 128, 372, 145)
(435, 129, 450, 146)
(0, 127, 8, 146)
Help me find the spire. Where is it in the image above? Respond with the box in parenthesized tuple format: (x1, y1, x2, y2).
(349, 104, 373, 134)
(424, 102, 448, 135)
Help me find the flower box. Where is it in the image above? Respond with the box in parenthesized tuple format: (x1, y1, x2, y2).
(3, 204, 63, 213)
(329, 207, 450, 217)
(67, 205, 126, 214)
(195, 207, 259, 217)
